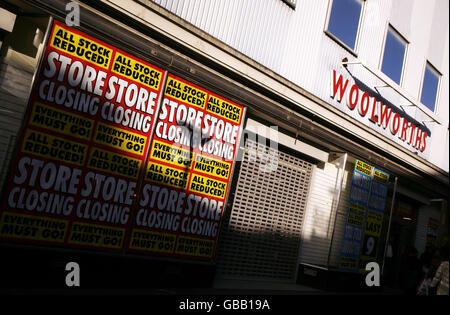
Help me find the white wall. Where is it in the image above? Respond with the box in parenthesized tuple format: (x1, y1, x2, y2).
(148, 0, 449, 172)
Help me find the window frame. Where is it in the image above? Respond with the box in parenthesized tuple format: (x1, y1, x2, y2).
(324, 0, 366, 56)
(378, 23, 409, 87)
(418, 60, 442, 114)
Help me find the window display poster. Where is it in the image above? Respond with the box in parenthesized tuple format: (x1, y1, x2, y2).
(0, 20, 166, 252)
(127, 73, 245, 260)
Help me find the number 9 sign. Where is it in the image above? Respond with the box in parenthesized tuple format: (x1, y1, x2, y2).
(363, 235, 378, 257)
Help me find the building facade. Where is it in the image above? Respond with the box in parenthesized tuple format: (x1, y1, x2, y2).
(0, 0, 448, 291)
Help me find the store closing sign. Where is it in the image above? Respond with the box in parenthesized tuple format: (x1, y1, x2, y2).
(129, 74, 245, 260)
(0, 20, 165, 252)
(0, 20, 246, 261)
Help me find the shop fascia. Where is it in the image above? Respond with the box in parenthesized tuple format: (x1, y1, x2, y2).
(330, 69, 428, 152)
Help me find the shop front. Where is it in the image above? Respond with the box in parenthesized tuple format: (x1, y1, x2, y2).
(0, 1, 249, 289)
(0, 0, 448, 292)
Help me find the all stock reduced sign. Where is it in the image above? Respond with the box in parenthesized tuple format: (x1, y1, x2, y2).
(128, 74, 245, 260)
(339, 160, 390, 272)
(0, 20, 246, 261)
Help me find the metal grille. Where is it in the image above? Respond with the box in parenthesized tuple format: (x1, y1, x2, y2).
(215, 139, 313, 281)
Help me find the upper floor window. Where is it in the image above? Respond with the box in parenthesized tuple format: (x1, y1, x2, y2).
(326, 0, 364, 51)
(420, 61, 440, 112)
(381, 26, 408, 85)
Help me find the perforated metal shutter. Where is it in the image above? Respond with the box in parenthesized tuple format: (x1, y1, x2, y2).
(215, 138, 313, 281)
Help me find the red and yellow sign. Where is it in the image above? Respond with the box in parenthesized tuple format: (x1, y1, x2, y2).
(0, 20, 165, 252)
(128, 74, 245, 260)
(0, 21, 246, 261)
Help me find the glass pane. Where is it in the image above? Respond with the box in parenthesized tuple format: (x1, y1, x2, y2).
(327, 0, 362, 50)
(420, 63, 439, 112)
(381, 28, 406, 85)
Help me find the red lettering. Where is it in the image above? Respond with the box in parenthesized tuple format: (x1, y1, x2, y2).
(358, 91, 370, 116)
(347, 84, 359, 110)
(414, 128, 423, 149)
(331, 70, 349, 102)
(408, 124, 417, 144)
(390, 113, 400, 135)
(400, 118, 409, 141)
(378, 103, 392, 129)
(420, 131, 428, 152)
(369, 97, 379, 123)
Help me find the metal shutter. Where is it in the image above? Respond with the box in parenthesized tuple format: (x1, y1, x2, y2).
(215, 138, 313, 282)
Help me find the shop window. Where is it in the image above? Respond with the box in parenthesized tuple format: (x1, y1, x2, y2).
(381, 26, 408, 85)
(420, 61, 440, 112)
(326, 0, 364, 52)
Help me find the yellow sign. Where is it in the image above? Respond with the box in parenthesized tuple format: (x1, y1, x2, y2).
(146, 163, 189, 190)
(364, 209, 383, 237)
(347, 212, 365, 227)
(94, 122, 147, 156)
(51, 24, 112, 69)
(355, 159, 373, 176)
(68, 222, 125, 249)
(88, 147, 141, 179)
(0, 212, 68, 243)
(373, 169, 389, 184)
(206, 95, 242, 124)
(129, 229, 176, 253)
(189, 174, 227, 199)
(30, 102, 94, 140)
(175, 236, 214, 258)
(349, 202, 366, 216)
(22, 129, 87, 166)
(164, 77, 207, 109)
(193, 154, 231, 180)
(112, 52, 163, 90)
(150, 140, 193, 168)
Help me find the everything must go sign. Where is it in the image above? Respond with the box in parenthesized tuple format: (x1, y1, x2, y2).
(0, 20, 245, 261)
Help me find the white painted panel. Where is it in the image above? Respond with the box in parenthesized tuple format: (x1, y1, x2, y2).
(245, 118, 329, 162)
(299, 164, 338, 266)
(328, 165, 353, 268)
(0, 8, 16, 32)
